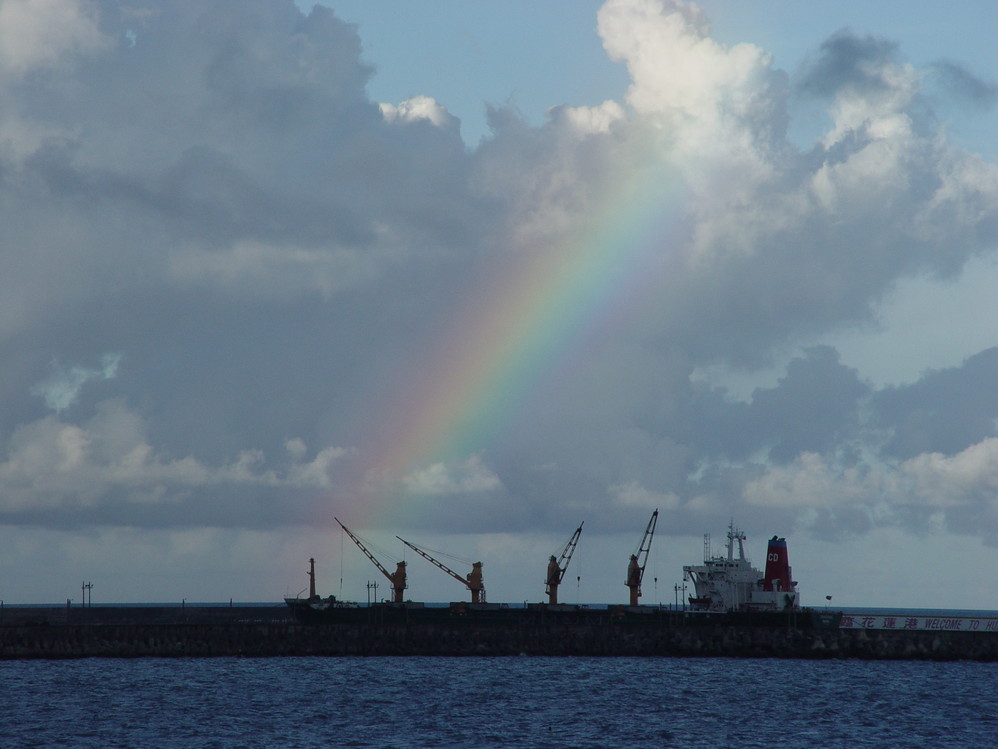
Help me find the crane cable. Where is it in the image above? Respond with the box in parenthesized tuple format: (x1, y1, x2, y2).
(575, 543, 583, 604)
(340, 521, 406, 564)
(408, 542, 475, 567)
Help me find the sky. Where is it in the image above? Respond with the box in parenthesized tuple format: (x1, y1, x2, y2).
(2, 0, 998, 609)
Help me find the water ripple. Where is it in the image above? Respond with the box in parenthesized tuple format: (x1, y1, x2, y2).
(2, 657, 998, 748)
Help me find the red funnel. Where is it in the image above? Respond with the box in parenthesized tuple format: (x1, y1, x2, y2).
(762, 536, 794, 592)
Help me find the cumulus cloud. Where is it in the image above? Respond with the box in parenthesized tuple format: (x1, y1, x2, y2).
(743, 434, 998, 538)
(1, 0, 998, 591)
(547, 100, 626, 135)
(599, 0, 783, 153)
(902, 439, 998, 506)
(380, 95, 457, 129)
(0, 399, 344, 515)
(743, 452, 875, 511)
(402, 454, 502, 496)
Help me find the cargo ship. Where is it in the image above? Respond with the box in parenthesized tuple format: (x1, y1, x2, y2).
(683, 523, 799, 613)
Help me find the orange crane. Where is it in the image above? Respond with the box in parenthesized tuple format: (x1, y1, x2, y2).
(335, 517, 408, 603)
(626, 509, 658, 606)
(397, 536, 485, 603)
(545, 522, 584, 605)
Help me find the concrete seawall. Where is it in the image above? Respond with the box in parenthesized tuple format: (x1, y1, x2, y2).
(4, 607, 998, 660)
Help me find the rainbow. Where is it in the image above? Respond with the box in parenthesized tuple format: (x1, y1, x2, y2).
(343, 149, 690, 525)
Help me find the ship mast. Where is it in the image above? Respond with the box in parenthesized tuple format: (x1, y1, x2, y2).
(727, 522, 746, 561)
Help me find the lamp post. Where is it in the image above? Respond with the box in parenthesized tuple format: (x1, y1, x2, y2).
(674, 581, 687, 612)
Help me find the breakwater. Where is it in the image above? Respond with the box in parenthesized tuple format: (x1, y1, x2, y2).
(4, 606, 998, 660)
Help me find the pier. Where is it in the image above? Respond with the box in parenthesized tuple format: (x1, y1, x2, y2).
(4, 604, 998, 660)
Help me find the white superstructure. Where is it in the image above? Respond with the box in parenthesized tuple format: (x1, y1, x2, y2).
(683, 524, 799, 613)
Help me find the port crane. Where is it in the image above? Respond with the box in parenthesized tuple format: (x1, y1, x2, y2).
(335, 517, 408, 603)
(545, 522, 584, 605)
(397, 536, 485, 603)
(626, 509, 658, 606)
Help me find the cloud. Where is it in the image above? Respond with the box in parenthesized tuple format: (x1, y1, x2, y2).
(928, 59, 998, 111)
(597, 0, 786, 197)
(0, 0, 107, 81)
(742, 434, 998, 539)
(745, 347, 870, 464)
(169, 239, 384, 299)
(609, 480, 680, 510)
(31, 353, 121, 412)
(798, 30, 903, 99)
(1, 0, 997, 574)
(742, 452, 876, 511)
(402, 454, 502, 496)
(902, 439, 998, 507)
(598, 0, 780, 128)
(380, 95, 457, 129)
(546, 100, 625, 135)
(0, 399, 345, 515)
(873, 348, 998, 460)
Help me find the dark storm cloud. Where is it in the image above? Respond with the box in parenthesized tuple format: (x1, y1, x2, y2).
(874, 347, 998, 460)
(929, 59, 998, 111)
(798, 30, 901, 98)
(735, 347, 869, 464)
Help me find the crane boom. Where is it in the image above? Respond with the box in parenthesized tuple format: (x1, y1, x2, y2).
(336, 517, 407, 603)
(626, 509, 658, 606)
(397, 536, 485, 603)
(545, 522, 584, 604)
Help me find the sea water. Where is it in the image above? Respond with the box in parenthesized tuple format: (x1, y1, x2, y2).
(2, 656, 997, 748)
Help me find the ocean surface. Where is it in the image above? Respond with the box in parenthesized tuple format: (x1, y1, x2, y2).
(2, 656, 997, 748)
